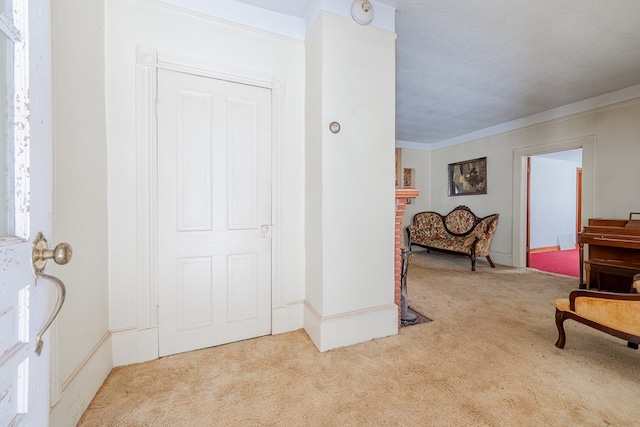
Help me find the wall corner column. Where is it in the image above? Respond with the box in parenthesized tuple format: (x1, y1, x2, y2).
(304, 9, 398, 351)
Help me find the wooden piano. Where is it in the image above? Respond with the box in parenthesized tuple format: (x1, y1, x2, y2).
(578, 213, 640, 292)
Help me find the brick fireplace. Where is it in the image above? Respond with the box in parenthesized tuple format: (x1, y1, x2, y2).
(395, 188, 419, 325)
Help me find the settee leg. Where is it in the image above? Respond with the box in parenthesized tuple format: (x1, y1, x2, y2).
(627, 342, 639, 350)
(555, 309, 567, 349)
(471, 257, 476, 271)
(486, 256, 495, 268)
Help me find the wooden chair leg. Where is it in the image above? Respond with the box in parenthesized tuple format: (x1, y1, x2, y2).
(470, 247, 477, 271)
(555, 309, 567, 349)
(486, 255, 495, 268)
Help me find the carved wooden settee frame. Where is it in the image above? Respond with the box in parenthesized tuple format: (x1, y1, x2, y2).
(406, 205, 499, 271)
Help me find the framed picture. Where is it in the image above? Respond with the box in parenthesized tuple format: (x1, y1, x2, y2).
(448, 157, 487, 196)
(403, 168, 415, 188)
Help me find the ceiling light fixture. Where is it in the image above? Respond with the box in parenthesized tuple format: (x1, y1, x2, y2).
(351, 0, 374, 26)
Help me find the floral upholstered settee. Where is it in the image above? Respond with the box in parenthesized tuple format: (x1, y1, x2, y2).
(407, 205, 499, 271)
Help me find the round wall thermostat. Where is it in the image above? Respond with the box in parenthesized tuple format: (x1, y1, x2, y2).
(329, 121, 341, 133)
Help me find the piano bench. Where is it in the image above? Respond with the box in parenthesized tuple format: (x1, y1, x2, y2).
(584, 259, 640, 291)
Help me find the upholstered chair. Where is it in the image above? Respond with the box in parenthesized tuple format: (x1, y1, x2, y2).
(555, 288, 640, 350)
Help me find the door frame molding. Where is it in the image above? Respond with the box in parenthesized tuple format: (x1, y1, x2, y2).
(512, 135, 594, 268)
(134, 45, 286, 360)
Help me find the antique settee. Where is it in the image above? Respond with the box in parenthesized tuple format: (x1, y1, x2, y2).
(406, 205, 499, 271)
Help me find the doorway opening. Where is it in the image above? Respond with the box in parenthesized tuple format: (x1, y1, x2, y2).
(527, 148, 582, 277)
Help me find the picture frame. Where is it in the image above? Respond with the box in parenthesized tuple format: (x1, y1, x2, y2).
(448, 157, 487, 196)
(403, 168, 415, 188)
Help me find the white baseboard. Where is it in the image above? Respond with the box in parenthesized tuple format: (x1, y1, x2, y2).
(303, 302, 398, 352)
(49, 333, 113, 427)
(272, 300, 304, 334)
(489, 251, 513, 268)
(111, 304, 300, 368)
(111, 327, 159, 367)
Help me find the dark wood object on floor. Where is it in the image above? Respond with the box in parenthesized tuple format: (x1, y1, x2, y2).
(578, 213, 640, 291)
(555, 290, 640, 350)
(583, 259, 640, 291)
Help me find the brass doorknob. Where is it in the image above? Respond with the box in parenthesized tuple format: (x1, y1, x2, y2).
(51, 242, 73, 264)
(32, 232, 73, 273)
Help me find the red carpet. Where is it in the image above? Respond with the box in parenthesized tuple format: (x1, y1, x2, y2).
(529, 248, 580, 277)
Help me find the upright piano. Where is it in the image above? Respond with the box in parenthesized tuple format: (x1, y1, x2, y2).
(578, 213, 640, 291)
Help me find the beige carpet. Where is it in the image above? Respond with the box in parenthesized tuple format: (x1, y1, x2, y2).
(78, 252, 640, 426)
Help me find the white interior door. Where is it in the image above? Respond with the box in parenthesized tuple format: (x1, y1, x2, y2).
(157, 69, 272, 357)
(0, 0, 54, 425)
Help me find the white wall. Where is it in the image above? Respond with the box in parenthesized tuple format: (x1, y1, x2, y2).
(51, 0, 112, 425)
(425, 97, 640, 267)
(530, 157, 581, 249)
(304, 16, 324, 314)
(304, 13, 397, 351)
(106, 0, 306, 365)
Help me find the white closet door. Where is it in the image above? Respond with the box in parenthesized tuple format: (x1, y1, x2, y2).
(157, 69, 272, 357)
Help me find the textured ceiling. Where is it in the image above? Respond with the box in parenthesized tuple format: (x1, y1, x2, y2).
(234, 1, 640, 145)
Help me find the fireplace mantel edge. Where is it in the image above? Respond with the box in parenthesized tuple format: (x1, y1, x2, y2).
(395, 188, 419, 199)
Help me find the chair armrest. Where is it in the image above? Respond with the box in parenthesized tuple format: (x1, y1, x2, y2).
(476, 215, 499, 238)
(569, 290, 640, 311)
(464, 215, 499, 253)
